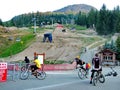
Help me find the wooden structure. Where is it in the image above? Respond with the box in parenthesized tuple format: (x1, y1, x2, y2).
(99, 49, 116, 66)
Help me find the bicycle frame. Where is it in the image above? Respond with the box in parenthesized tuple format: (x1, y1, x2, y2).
(20, 64, 46, 80)
(105, 67, 118, 77)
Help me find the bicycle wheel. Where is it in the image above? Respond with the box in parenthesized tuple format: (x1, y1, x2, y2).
(78, 69, 86, 79)
(99, 74, 105, 83)
(20, 70, 29, 80)
(36, 71, 46, 80)
(93, 72, 98, 86)
(21, 66, 26, 71)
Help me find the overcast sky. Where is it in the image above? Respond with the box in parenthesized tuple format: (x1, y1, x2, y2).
(0, 0, 120, 21)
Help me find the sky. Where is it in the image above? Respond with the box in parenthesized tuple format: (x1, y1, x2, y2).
(0, 0, 120, 22)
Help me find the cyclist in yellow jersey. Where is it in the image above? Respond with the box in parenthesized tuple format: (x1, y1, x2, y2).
(30, 56, 41, 74)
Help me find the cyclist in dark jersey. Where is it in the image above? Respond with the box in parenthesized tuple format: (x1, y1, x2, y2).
(90, 53, 102, 84)
(75, 56, 86, 71)
(24, 56, 30, 68)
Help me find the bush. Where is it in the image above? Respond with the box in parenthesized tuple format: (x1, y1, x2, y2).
(44, 60, 65, 64)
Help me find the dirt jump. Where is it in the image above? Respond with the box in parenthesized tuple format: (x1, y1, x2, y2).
(2, 26, 99, 62)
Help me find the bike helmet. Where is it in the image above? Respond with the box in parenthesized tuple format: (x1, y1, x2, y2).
(76, 56, 80, 59)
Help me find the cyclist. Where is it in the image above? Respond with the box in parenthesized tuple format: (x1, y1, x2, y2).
(74, 56, 86, 71)
(30, 56, 41, 75)
(90, 53, 102, 84)
(24, 56, 30, 68)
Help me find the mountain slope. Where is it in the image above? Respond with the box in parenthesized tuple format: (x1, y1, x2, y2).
(54, 4, 97, 13)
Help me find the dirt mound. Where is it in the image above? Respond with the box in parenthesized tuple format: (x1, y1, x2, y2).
(4, 27, 97, 62)
(6, 28, 80, 62)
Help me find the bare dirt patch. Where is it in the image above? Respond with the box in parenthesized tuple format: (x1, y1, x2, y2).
(2, 27, 98, 62)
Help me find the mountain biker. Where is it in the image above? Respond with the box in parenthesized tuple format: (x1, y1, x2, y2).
(90, 53, 102, 84)
(74, 56, 86, 71)
(24, 56, 30, 68)
(30, 56, 41, 75)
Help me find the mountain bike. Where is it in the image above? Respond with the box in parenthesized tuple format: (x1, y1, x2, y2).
(21, 63, 30, 71)
(77, 66, 89, 79)
(92, 70, 105, 86)
(105, 66, 117, 77)
(20, 64, 46, 80)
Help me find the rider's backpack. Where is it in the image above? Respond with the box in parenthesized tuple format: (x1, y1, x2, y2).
(86, 63, 91, 69)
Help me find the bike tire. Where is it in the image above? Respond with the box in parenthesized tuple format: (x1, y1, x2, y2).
(21, 66, 26, 71)
(99, 74, 105, 83)
(36, 71, 46, 80)
(20, 70, 29, 80)
(78, 69, 86, 79)
(93, 72, 98, 86)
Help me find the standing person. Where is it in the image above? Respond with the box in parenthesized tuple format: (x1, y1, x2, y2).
(30, 56, 41, 74)
(24, 56, 30, 68)
(90, 53, 102, 84)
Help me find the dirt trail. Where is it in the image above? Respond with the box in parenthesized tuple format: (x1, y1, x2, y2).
(3, 28, 99, 62)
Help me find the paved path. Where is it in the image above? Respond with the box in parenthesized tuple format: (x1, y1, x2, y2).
(0, 66, 120, 90)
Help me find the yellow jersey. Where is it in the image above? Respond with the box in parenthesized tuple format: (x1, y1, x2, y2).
(34, 59, 41, 68)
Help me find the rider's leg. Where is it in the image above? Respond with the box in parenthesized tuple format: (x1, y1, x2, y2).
(33, 66, 39, 77)
(86, 69, 89, 75)
(99, 68, 102, 77)
(90, 70, 95, 84)
(33, 66, 38, 73)
(30, 65, 36, 73)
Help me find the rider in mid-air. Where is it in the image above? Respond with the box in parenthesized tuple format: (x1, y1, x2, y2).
(90, 53, 102, 84)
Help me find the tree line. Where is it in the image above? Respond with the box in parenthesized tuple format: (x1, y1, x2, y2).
(0, 4, 119, 35)
(0, 4, 120, 60)
(76, 4, 120, 35)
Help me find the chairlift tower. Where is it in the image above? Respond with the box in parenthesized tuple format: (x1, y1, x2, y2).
(32, 18, 36, 33)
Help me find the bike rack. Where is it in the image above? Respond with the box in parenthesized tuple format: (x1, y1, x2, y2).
(7, 63, 20, 81)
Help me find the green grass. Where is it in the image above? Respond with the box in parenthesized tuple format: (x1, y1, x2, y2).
(80, 37, 102, 45)
(44, 60, 66, 64)
(65, 24, 87, 30)
(0, 33, 35, 57)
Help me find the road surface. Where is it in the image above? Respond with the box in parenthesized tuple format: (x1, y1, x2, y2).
(0, 66, 120, 90)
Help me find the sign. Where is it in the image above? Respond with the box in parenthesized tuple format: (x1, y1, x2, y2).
(38, 55, 44, 64)
(0, 62, 7, 82)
